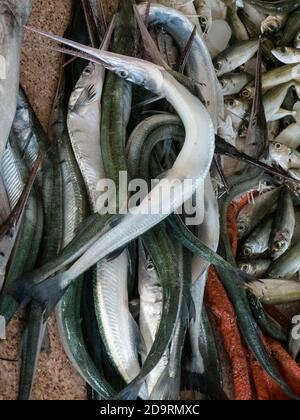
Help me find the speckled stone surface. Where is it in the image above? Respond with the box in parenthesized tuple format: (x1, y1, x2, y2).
(0, 0, 118, 401)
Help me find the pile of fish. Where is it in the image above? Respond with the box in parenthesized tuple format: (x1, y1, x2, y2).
(1, 0, 300, 400)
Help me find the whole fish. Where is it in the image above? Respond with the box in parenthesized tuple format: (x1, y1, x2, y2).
(237, 188, 281, 239)
(21, 27, 215, 304)
(238, 258, 272, 278)
(269, 188, 295, 260)
(269, 142, 300, 171)
(272, 47, 300, 65)
(267, 241, 300, 279)
(240, 216, 273, 258)
(213, 39, 259, 77)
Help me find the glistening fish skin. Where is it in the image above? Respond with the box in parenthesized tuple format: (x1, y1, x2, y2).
(213, 39, 259, 77)
(240, 216, 273, 258)
(22, 29, 215, 309)
(269, 188, 295, 260)
(237, 188, 281, 239)
(267, 241, 300, 279)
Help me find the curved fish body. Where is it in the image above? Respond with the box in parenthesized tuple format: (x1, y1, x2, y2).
(138, 243, 168, 396)
(137, 2, 223, 128)
(263, 81, 295, 122)
(26, 30, 215, 297)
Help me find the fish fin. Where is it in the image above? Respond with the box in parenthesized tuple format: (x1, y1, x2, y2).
(150, 368, 180, 400)
(114, 379, 144, 400)
(181, 370, 228, 400)
(74, 84, 98, 110)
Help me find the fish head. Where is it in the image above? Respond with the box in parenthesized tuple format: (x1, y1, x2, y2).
(271, 240, 288, 260)
(213, 57, 229, 77)
(261, 16, 281, 35)
(240, 245, 254, 258)
(238, 261, 254, 276)
(25, 26, 165, 95)
(237, 212, 251, 239)
(219, 76, 234, 95)
(269, 142, 290, 168)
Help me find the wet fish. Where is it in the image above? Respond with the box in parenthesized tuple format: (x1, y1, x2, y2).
(269, 142, 300, 171)
(269, 188, 295, 260)
(238, 258, 272, 278)
(213, 39, 259, 77)
(240, 216, 273, 258)
(274, 123, 300, 149)
(220, 72, 253, 96)
(237, 188, 281, 239)
(272, 47, 300, 65)
(267, 241, 300, 279)
(248, 279, 300, 305)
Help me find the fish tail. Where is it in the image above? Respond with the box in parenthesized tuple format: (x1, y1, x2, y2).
(181, 370, 228, 400)
(114, 379, 144, 401)
(150, 369, 180, 400)
(18, 303, 47, 400)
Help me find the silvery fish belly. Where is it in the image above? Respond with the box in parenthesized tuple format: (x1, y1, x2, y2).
(0, 1, 32, 159)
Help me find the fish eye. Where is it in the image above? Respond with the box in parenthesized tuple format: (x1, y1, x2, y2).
(242, 247, 252, 257)
(214, 62, 221, 71)
(117, 70, 129, 79)
(275, 143, 282, 150)
(228, 99, 235, 107)
(238, 224, 246, 233)
(273, 241, 284, 251)
(146, 261, 155, 272)
(242, 89, 250, 99)
(220, 79, 226, 88)
(241, 264, 249, 272)
(200, 16, 208, 26)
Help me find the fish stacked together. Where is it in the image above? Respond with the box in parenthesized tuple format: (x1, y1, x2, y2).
(1, 0, 300, 401)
